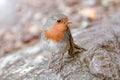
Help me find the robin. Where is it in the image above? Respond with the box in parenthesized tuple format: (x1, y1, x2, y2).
(41, 14, 86, 71)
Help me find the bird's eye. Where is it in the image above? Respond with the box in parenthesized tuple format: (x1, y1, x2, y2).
(57, 20, 61, 23)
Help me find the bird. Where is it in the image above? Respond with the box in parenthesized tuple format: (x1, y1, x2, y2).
(41, 14, 86, 71)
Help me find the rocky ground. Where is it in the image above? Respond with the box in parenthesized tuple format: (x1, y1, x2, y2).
(0, 0, 120, 80)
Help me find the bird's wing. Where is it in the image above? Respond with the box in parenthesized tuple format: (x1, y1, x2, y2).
(65, 26, 86, 56)
(65, 27, 75, 56)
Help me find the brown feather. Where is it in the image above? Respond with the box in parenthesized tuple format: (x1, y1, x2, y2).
(65, 27, 86, 56)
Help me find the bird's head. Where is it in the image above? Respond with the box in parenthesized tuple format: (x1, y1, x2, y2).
(44, 14, 71, 28)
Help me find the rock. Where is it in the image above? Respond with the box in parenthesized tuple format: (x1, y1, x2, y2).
(0, 19, 120, 80)
(89, 49, 119, 79)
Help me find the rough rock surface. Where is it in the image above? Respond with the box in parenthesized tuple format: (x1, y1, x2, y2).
(0, 21, 120, 80)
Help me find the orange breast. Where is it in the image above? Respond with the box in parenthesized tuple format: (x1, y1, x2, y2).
(45, 23, 67, 42)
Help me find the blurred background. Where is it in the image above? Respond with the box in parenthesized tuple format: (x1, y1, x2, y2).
(0, 0, 120, 56)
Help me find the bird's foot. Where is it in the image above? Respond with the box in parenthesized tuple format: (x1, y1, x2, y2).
(54, 63, 64, 73)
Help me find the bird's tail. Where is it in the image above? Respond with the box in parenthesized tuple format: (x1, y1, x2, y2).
(68, 43, 86, 56)
(73, 43, 86, 53)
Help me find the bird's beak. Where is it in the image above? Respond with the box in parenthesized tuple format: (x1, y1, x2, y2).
(67, 21, 72, 24)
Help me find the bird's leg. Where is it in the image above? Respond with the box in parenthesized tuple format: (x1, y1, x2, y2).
(47, 53, 53, 69)
(55, 53, 64, 72)
(61, 53, 64, 66)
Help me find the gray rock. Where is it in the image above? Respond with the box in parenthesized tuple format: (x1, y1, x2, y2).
(0, 22, 120, 80)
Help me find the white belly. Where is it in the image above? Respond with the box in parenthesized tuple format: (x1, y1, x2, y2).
(42, 39, 69, 54)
